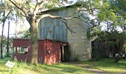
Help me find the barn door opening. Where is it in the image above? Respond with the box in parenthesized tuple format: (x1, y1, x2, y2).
(60, 46, 70, 62)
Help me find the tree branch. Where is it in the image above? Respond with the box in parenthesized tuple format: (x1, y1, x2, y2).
(3, 10, 12, 22)
(9, 0, 27, 16)
(33, 0, 44, 15)
(36, 14, 72, 22)
(59, 19, 76, 34)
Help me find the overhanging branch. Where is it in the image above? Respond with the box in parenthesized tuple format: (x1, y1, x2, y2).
(41, 14, 71, 19)
(59, 19, 76, 34)
(9, 0, 27, 16)
(36, 14, 72, 23)
(3, 10, 12, 22)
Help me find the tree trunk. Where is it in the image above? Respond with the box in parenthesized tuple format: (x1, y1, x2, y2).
(15, 16, 18, 53)
(0, 26, 4, 59)
(30, 16, 38, 65)
(0, 11, 5, 59)
(6, 20, 10, 57)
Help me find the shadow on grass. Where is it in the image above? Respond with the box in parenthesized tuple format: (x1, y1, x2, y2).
(39, 63, 91, 74)
(88, 58, 126, 68)
(83, 58, 126, 73)
(49, 64, 80, 73)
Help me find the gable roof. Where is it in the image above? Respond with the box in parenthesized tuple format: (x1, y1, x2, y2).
(37, 1, 83, 14)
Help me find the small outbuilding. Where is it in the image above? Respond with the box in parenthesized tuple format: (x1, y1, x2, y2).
(12, 38, 69, 65)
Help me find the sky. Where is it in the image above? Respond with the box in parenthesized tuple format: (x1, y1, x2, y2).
(0, 19, 30, 37)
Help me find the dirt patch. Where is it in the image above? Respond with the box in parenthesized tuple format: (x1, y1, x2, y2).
(69, 62, 107, 73)
(68, 62, 126, 74)
(81, 66, 106, 73)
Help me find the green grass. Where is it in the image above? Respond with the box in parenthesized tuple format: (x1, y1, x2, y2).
(0, 57, 92, 74)
(83, 58, 126, 73)
(0, 58, 126, 74)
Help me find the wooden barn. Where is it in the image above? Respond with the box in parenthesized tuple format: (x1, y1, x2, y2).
(13, 38, 69, 65)
(12, 2, 92, 64)
(38, 8, 92, 61)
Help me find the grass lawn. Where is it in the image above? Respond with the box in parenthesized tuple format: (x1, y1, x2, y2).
(0, 57, 92, 74)
(0, 58, 126, 74)
(83, 58, 126, 73)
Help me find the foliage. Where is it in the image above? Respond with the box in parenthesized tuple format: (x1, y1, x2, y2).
(21, 28, 31, 38)
(0, 36, 14, 57)
(23, 31, 31, 38)
(92, 31, 126, 60)
(0, 35, 7, 47)
(84, 0, 126, 60)
(83, 0, 126, 35)
(0, 0, 18, 58)
(87, 26, 101, 41)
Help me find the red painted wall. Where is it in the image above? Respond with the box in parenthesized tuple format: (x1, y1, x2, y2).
(13, 39, 67, 64)
(13, 39, 31, 47)
(44, 40, 61, 64)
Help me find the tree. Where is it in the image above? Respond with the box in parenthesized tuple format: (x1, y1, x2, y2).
(83, 0, 126, 38)
(84, 0, 126, 61)
(0, 0, 14, 58)
(110, 0, 126, 30)
(72, 0, 126, 60)
(6, 19, 10, 57)
(8, 0, 72, 65)
(0, 10, 12, 58)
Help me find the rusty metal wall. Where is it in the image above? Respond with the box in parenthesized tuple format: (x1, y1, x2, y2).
(39, 10, 67, 42)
